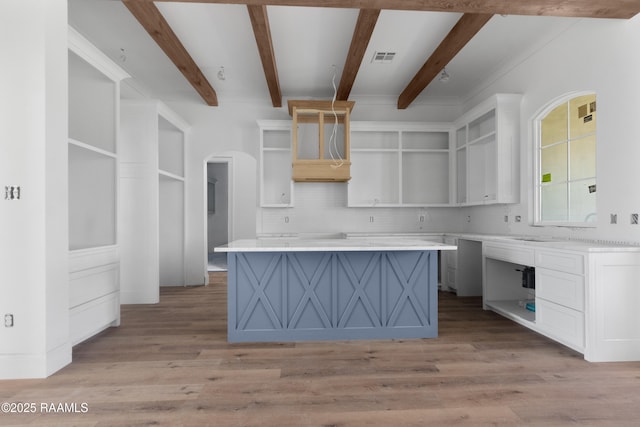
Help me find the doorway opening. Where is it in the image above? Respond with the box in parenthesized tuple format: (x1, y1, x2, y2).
(206, 161, 229, 272)
(202, 151, 256, 284)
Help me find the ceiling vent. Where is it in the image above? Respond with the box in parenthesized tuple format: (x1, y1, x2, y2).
(371, 51, 396, 64)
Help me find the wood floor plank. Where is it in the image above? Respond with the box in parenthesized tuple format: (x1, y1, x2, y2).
(2, 273, 640, 426)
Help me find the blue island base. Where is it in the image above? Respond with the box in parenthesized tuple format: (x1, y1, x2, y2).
(227, 250, 438, 342)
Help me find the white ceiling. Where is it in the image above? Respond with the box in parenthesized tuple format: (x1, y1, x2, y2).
(68, 0, 580, 107)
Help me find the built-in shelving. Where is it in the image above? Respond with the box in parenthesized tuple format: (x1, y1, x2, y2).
(259, 120, 293, 207)
(485, 300, 536, 324)
(348, 122, 453, 207)
(158, 112, 186, 287)
(119, 100, 189, 302)
(68, 26, 129, 345)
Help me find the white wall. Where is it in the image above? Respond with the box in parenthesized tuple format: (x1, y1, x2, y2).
(169, 16, 640, 287)
(461, 16, 640, 245)
(0, 0, 70, 379)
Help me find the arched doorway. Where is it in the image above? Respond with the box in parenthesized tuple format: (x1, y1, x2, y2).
(203, 151, 257, 284)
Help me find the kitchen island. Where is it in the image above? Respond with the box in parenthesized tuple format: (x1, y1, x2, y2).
(215, 238, 456, 342)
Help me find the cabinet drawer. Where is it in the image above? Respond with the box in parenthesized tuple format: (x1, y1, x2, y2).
(536, 268, 584, 311)
(536, 298, 584, 351)
(484, 243, 534, 266)
(535, 250, 584, 275)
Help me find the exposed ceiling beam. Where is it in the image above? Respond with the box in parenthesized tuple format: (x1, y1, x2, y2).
(148, 0, 640, 20)
(397, 13, 493, 109)
(247, 5, 282, 107)
(122, 0, 219, 106)
(336, 9, 380, 101)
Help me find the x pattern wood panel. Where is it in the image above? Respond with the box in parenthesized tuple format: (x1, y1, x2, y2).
(228, 250, 436, 341)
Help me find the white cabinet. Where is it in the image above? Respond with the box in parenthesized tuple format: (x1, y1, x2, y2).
(68, 27, 129, 345)
(443, 238, 483, 296)
(586, 252, 640, 362)
(348, 122, 453, 207)
(120, 101, 189, 302)
(483, 242, 583, 351)
(258, 120, 293, 207)
(455, 94, 521, 205)
(535, 249, 585, 351)
(483, 239, 640, 361)
(158, 112, 187, 288)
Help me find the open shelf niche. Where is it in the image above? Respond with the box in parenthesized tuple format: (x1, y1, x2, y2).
(119, 100, 189, 303)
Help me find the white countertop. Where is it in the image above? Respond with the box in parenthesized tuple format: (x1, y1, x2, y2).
(254, 232, 640, 253)
(446, 233, 640, 252)
(215, 238, 457, 253)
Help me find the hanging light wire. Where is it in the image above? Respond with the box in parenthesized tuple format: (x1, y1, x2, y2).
(328, 65, 344, 169)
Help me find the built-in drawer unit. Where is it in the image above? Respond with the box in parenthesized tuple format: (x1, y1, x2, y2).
(535, 249, 584, 275)
(534, 249, 585, 352)
(484, 242, 534, 266)
(536, 268, 584, 312)
(536, 298, 585, 350)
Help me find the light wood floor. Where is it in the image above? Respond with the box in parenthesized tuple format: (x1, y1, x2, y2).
(3, 272, 640, 426)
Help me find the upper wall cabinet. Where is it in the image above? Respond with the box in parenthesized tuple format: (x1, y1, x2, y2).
(348, 122, 453, 207)
(455, 94, 522, 205)
(259, 120, 293, 207)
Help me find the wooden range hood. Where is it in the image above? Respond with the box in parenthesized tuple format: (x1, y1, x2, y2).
(288, 99, 355, 182)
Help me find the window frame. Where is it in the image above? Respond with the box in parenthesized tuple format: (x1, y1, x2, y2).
(533, 91, 597, 227)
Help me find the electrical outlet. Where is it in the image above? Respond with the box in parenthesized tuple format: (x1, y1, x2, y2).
(4, 314, 13, 328)
(610, 214, 617, 224)
(4, 186, 21, 200)
(631, 213, 639, 225)
(284, 216, 289, 223)
(419, 215, 425, 222)
(504, 215, 509, 222)
(369, 216, 375, 223)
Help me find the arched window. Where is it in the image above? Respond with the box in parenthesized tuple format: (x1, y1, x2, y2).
(535, 93, 597, 225)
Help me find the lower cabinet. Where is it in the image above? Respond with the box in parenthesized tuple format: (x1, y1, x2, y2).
(483, 241, 640, 362)
(443, 237, 483, 297)
(68, 246, 120, 345)
(535, 263, 585, 350)
(536, 298, 584, 351)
